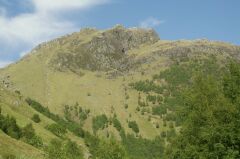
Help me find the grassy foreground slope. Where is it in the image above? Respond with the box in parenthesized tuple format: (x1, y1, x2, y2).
(0, 83, 89, 158)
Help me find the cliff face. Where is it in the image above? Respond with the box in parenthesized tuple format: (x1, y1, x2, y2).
(49, 25, 160, 72)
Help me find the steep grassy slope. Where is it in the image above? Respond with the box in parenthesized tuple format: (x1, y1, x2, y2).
(0, 26, 239, 142)
(0, 83, 90, 158)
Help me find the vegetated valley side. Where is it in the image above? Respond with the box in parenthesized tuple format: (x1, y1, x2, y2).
(0, 25, 240, 159)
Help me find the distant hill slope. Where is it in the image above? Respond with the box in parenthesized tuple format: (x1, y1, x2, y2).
(0, 25, 239, 141)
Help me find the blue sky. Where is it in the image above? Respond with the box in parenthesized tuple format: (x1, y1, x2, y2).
(0, 0, 239, 67)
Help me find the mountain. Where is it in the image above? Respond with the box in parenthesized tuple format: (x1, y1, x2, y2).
(0, 25, 240, 158)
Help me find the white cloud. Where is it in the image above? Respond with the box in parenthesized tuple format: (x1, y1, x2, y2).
(0, 0, 109, 58)
(140, 17, 165, 29)
(0, 61, 13, 68)
(33, 0, 109, 12)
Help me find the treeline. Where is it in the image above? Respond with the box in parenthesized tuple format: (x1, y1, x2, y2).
(166, 61, 240, 158)
(25, 98, 129, 159)
(25, 98, 86, 158)
(26, 98, 85, 138)
(129, 57, 240, 158)
(63, 103, 90, 123)
(45, 139, 83, 159)
(0, 106, 84, 159)
(129, 80, 164, 94)
(0, 107, 43, 148)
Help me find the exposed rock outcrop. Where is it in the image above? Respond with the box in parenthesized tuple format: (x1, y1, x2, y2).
(50, 25, 160, 72)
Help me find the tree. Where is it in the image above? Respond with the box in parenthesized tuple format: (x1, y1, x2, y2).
(128, 121, 139, 134)
(223, 61, 240, 103)
(32, 114, 41, 123)
(45, 139, 83, 159)
(95, 138, 126, 159)
(45, 139, 65, 159)
(113, 117, 122, 132)
(92, 114, 108, 133)
(167, 73, 240, 158)
(64, 140, 83, 159)
(122, 134, 164, 159)
(22, 123, 35, 139)
(79, 112, 87, 121)
(152, 106, 167, 116)
(46, 123, 67, 138)
(0, 115, 21, 139)
(22, 123, 43, 148)
(124, 104, 128, 109)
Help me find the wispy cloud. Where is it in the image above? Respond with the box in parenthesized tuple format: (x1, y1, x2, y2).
(0, 0, 109, 59)
(33, 0, 109, 12)
(139, 17, 165, 29)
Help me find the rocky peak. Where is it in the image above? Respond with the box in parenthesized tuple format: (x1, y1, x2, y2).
(49, 25, 160, 72)
(101, 25, 159, 50)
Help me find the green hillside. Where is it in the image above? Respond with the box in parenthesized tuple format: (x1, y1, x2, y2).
(0, 26, 240, 158)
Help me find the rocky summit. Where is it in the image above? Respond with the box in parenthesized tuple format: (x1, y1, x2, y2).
(28, 25, 160, 73)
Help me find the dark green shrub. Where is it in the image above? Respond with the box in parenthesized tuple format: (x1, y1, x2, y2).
(156, 123, 159, 128)
(26, 98, 86, 139)
(168, 121, 174, 129)
(31, 114, 41, 123)
(165, 113, 176, 121)
(159, 64, 192, 88)
(92, 114, 108, 133)
(22, 123, 35, 139)
(46, 123, 67, 138)
(113, 117, 122, 132)
(128, 121, 139, 133)
(129, 113, 132, 118)
(21, 123, 43, 148)
(122, 135, 164, 159)
(136, 107, 140, 111)
(86, 109, 90, 114)
(45, 139, 64, 159)
(147, 95, 157, 104)
(161, 131, 166, 138)
(166, 128, 176, 142)
(15, 90, 21, 95)
(71, 126, 85, 138)
(157, 95, 163, 103)
(138, 100, 146, 107)
(79, 112, 87, 121)
(129, 80, 163, 93)
(26, 135, 43, 148)
(0, 115, 21, 139)
(95, 138, 126, 159)
(78, 107, 83, 113)
(152, 106, 167, 116)
(64, 140, 83, 159)
(163, 120, 167, 127)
